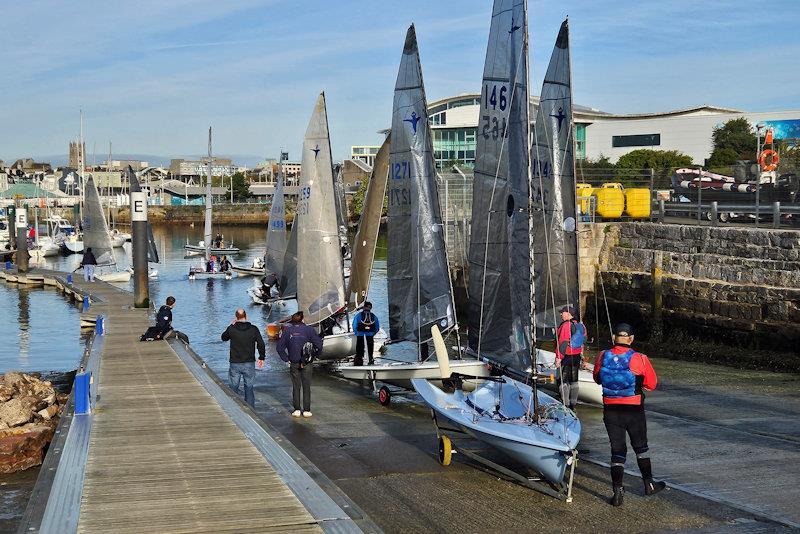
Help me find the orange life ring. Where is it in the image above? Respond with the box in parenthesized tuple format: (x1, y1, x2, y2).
(759, 149, 779, 171)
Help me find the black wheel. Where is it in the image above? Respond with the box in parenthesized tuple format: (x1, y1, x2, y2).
(378, 386, 391, 406)
(719, 212, 730, 223)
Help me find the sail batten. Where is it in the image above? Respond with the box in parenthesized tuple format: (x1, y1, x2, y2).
(82, 175, 115, 266)
(467, 0, 532, 374)
(296, 93, 346, 325)
(347, 133, 390, 310)
(531, 19, 580, 340)
(387, 25, 455, 344)
(264, 172, 286, 276)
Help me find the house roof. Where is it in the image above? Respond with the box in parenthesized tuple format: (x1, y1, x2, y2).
(0, 182, 65, 198)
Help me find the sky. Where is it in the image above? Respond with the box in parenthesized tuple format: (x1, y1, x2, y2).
(1, 0, 798, 164)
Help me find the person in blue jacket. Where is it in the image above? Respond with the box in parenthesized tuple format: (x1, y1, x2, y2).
(276, 311, 323, 418)
(352, 301, 380, 366)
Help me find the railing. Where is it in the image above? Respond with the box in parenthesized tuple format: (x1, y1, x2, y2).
(654, 200, 800, 229)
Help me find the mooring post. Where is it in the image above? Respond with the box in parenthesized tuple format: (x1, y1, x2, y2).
(131, 191, 150, 308)
(15, 206, 29, 272)
(651, 250, 663, 343)
(658, 198, 665, 223)
(772, 202, 780, 229)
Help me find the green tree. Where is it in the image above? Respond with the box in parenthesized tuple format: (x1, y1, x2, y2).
(351, 175, 387, 217)
(576, 155, 615, 183)
(711, 117, 757, 160)
(230, 172, 252, 201)
(615, 149, 693, 186)
(707, 147, 739, 171)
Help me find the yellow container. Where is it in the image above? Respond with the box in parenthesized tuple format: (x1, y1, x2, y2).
(624, 188, 651, 218)
(595, 183, 625, 218)
(576, 183, 594, 215)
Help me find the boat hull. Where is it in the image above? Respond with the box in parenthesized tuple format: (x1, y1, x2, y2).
(317, 330, 387, 362)
(536, 349, 603, 405)
(337, 358, 488, 390)
(412, 377, 580, 485)
(189, 269, 235, 280)
(184, 244, 240, 255)
(233, 266, 265, 276)
(96, 270, 131, 283)
(246, 286, 294, 306)
(61, 240, 84, 254)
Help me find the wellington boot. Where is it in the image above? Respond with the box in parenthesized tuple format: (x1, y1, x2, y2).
(644, 479, 666, 496)
(609, 486, 624, 506)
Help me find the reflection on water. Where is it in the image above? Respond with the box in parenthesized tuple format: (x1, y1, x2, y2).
(0, 284, 85, 373)
(30, 224, 415, 375)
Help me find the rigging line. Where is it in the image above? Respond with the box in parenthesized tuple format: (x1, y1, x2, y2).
(557, 116, 577, 316)
(598, 266, 613, 343)
(475, 20, 526, 363)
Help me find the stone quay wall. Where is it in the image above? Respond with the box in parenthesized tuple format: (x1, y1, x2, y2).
(111, 204, 294, 225)
(593, 223, 800, 370)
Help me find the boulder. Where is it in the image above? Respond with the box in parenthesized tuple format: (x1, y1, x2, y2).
(38, 405, 60, 421)
(0, 385, 13, 402)
(0, 397, 34, 427)
(0, 424, 55, 474)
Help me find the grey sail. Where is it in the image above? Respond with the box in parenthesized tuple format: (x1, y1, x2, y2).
(296, 92, 346, 325)
(204, 127, 214, 262)
(333, 165, 349, 255)
(467, 0, 532, 373)
(126, 166, 159, 263)
(280, 219, 298, 297)
(387, 25, 455, 343)
(264, 172, 286, 276)
(347, 133, 390, 310)
(531, 19, 580, 340)
(82, 175, 115, 266)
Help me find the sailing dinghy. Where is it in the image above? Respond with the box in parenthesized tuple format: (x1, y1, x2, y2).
(412, 2, 580, 498)
(81, 175, 131, 283)
(188, 128, 237, 280)
(530, 20, 601, 405)
(337, 28, 486, 398)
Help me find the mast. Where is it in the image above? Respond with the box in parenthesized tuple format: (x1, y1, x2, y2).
(204, 127, 213, 262)
(467, 0, 532, 375)
(531, 19, 580, 340)
(387, 25, 456, 347)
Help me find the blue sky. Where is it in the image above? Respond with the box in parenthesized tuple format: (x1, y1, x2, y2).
(1, 0, 798, 163)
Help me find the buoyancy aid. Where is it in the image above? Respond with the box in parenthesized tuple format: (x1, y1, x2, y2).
(356, 311, 376, 333)
(599, 348, 637, 398)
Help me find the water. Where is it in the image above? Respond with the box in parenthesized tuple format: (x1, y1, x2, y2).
(32, 224, 400, 375)
(0, 283, 85, 374)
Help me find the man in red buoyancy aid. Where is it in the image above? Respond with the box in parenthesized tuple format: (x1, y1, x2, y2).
(593, 323, 666, 507)
(555, 305, 585, 410)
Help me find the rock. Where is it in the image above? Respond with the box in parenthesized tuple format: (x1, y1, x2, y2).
(0, 385, 13, 402)
(0, 397, 34, 427)
(2, 372, 28, 391)
(37, 405, 59, 421)
(0, 423, 55, 474)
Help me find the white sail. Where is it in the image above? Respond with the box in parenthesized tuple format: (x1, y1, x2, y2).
(296, 93, 346, 325)
(82, 175, 115, 266)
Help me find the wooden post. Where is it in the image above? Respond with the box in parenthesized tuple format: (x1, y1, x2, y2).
(651, 250, 663, 343)
(131, 192, 149, 308)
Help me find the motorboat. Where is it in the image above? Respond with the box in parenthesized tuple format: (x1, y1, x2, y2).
(184, 241, 240, 255)
(233, 256, 265, 276)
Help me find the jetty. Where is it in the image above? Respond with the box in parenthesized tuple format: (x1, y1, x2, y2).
(1, 267, 366, 534)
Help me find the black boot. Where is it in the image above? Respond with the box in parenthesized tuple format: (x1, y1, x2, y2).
(637, 457, 666, 495)
(609, 465, 625, 506)
(610, 485, 625, 506)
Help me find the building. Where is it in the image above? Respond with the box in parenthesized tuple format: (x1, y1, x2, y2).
(253, 159, 302, 185)
(169, 158, 236, 181)
(110, 159, 149, 171)
(68, 141, 85, 168)
(424, 93, 800, 168)
(580, 108, 800, 164)
(8, 158, 52, 176)
(351, 146, 380, 167)
(341, 159, 371, 191)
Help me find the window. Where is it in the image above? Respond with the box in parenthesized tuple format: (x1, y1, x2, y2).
(612, 133, 660, 148)
(575, 124, 586, 160)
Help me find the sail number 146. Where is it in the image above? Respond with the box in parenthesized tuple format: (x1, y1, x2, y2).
(482, 83, 508, 140)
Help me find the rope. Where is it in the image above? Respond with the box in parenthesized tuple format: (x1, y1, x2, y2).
(598, 267, 613, 343)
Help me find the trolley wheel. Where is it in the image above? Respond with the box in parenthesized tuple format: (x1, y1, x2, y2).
(378, 386, 391, 406)
(438, 435, 452, 466)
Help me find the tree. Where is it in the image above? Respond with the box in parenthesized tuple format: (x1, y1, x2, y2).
(576, 155, 615, 183)
(615, 149, 693, 186)
(230, 172, 252, 202)
(351, 174, 387, 217)
(711, 117, 757, 160)
(707, 147, 739, 170)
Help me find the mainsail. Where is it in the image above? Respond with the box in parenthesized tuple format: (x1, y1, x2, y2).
(347, 133, 390, 310)
(204, 127, 214, 262)
(531, 19, 580, 339)
(280, 219, 298, 297)
(126, 166, 159, 263)
(82, 175, 115, 266)
(387, 25, 455, 343)
(296, 92, 346, 325)
(264, 172, 286, 276)
(467, 0, 532, 373)
(333, 164, 349, 255)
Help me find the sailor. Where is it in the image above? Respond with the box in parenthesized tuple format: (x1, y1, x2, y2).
(80, 247, 98, 282)
(155, 296, 176, 338)
(260, 272, 279, 299)
(207, 255, 218, 273)
(555, 305, 586, 410)
(593, 323, 666, 506)
(219, 255, 231, 272)
(276, 311, 322, 418)
(352, 301, 380, 366)
(214, 233, 223, 248)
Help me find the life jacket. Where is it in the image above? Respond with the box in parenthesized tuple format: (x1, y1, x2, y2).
(557, 320, 585, 357)
(598, 348, 637, 398)
(356, 311, 376, 333)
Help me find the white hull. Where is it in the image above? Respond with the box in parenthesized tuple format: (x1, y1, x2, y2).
(189, 268, 235, 280)
(184, 243, 240, 255)
(96, 270, 132, 283)
(337, 358, 489, 390)
(29, 243, 60, 258)
(110, 235, 126, 248)
(62, 240, 84, 254)
(536, 349, 603, 405)
(247, 286, 294, 306)
(318, 330, 387, 362)
(126, 267, 158, 279)
(233, 266, 265, 276)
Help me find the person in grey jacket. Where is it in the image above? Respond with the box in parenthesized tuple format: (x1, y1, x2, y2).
(276, 311, 322, 418)
(221, 309, 266, 407)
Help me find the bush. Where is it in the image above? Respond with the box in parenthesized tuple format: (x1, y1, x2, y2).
(711, 117, 757, 160)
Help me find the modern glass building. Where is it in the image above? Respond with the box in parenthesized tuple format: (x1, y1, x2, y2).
(427, 93, 593, 168)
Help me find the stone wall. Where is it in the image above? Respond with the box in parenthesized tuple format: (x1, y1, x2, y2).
(112, 204, 295, 225)
(593, 223, 800, 370)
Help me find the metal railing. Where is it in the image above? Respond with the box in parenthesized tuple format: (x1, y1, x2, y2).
(655, 200, 800, 229)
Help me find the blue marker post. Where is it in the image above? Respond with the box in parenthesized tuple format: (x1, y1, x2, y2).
(74, 372, 91, 415)
(67, 274, 73, 284)
(82, 296, 90, 313)
(4, 261, 10, 270)
(95, 316, 105, 336)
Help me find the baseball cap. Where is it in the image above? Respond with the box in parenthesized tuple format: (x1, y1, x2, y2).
(613, 323, 633, 337)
